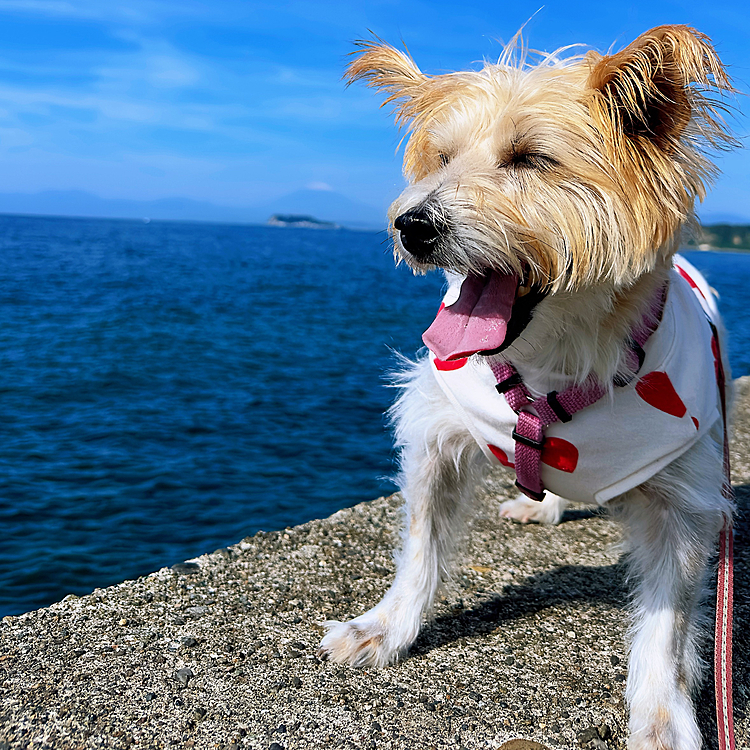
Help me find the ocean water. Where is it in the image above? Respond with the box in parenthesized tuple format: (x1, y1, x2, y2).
(0, 214, 747, 617)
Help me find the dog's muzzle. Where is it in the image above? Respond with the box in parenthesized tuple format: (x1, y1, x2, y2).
(394, 208, 446, 260)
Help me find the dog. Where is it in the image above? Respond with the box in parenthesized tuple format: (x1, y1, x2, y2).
(320, 26, 736, 750)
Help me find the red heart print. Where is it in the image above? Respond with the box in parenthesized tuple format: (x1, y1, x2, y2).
(488, 444, 514, 468)
(434, 357, 468, 371)
(541, 437, 579, 473)
(635, 372, 687, 418)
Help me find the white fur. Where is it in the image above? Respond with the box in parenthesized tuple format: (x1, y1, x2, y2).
(500, 490, 568, 525)
(321, 358, 485, 667)
(614, 420, 731, 749)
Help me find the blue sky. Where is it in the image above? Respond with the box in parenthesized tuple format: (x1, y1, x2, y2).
(0, 0, 748, 220)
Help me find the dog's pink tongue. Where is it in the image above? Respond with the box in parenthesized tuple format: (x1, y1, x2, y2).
(423, 271, 519, 360)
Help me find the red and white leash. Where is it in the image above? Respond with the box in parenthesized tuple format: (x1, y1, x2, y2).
(713, 321, 734, 750)
(715, 518, 734, 750)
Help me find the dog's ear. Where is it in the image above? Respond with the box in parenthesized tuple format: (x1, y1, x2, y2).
(587, 25, 732, 153)
(346, 39, 428, 123)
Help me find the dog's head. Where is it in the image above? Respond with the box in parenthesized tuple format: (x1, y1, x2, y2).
(348, 26, 734, 298)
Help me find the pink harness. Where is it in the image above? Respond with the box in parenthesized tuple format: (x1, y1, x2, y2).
(489, 287, 663, 502)
(713, 319, 735, 750)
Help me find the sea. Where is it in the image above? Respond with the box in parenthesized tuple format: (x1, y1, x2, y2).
(1, 213, 748, 617)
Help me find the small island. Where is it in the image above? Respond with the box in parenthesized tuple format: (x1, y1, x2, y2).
(267, 214, 339, 229)
(693, 224, 750, 251)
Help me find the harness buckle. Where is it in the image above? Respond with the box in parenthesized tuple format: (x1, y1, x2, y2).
(546, 390, 572, 423)
(614, 341, 647, 387)
(632, 343, 646, 371)
(512, 428, 545, 450)
(495, 372, 523, 394)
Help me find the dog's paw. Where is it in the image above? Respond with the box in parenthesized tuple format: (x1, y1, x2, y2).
(319, 615, 403, 667)
(628, 695, 701, 750)
(499, 494, 565, 525)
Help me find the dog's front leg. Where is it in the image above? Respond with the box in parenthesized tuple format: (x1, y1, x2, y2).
(617, 430, 732, 750)
(320, 358, 483, 667)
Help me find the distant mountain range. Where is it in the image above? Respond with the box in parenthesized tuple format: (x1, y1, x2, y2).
(0, 188, 386, 230)
(0, 189, 746, 232)
(697, 211, 750, 225)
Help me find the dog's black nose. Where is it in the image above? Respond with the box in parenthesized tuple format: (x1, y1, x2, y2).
(394, 209, 443, 259)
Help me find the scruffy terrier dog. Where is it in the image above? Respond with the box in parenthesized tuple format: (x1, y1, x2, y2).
(320, 26, 736, 749)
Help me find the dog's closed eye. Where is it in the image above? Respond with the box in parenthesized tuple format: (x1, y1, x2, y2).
(501, 150, 558, 171)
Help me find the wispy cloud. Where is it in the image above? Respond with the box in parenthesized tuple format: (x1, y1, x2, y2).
(0, 0, 745, 216)
(0, 0, 221, 24)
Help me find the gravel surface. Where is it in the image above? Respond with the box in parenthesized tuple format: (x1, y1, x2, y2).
(2, 380, 750, 750)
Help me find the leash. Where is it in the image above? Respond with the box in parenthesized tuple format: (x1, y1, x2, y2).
(711, 321, 735, 750)
(716, 518, 734, 750)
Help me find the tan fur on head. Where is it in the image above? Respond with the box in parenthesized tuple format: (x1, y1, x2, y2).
(587, 25, 736, 258)
(347, 26, 736, 293)
(346, 39, 427, 119)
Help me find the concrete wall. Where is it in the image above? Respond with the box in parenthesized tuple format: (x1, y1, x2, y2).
(2, 381, 750, 750)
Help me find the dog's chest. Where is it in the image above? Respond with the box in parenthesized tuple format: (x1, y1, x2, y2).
(429, 260, 722, 504)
